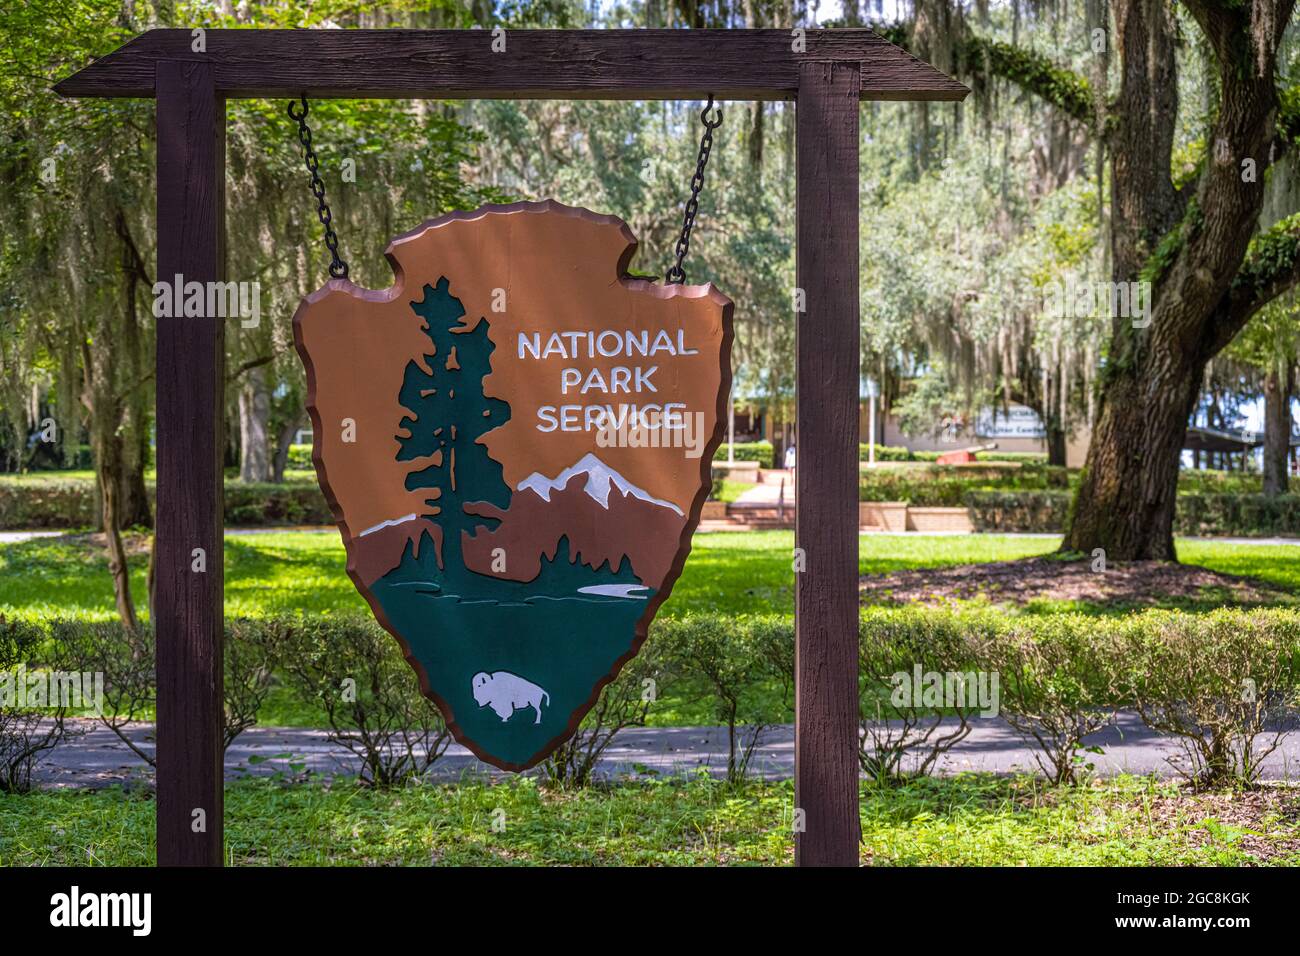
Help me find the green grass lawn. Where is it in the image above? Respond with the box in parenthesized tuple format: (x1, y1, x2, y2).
(7, 529, 1300, 622)
(4, 773, 1295, 866)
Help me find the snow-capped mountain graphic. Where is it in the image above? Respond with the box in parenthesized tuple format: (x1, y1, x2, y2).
(516, 453, 685, 516)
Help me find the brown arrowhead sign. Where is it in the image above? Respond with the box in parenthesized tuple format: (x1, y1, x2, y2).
(293, 200, 733, 770)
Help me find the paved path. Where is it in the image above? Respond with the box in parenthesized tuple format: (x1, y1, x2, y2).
(30, 712, 1300, 788)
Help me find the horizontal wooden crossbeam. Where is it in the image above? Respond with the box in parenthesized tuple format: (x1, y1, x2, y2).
(55, 28, 968, 102)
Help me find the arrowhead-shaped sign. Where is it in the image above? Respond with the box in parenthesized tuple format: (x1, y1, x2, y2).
(294, 200, 733, 770)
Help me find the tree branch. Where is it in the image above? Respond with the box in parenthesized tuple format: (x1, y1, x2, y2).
(1207, 213, 1300, 355)
(960, 33, 1095, 128)
(872, 23, 1094, 128)
(227, 353, 275, 384)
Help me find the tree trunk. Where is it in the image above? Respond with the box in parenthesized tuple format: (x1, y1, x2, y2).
(1061, 0, 1290, 558)
(238, 364, 272, 483)
(1063, 354, 1200, 559)
(117, 427, 152, 529)
(96, 427, 139, 632)
(113, 208, 153, 529)
(272, 408, 302, 483)
(1046, 416, 1067, 467)
(1263, 364, 1293, 496)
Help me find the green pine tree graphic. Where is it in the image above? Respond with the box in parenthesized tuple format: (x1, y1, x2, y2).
(396, 276, 511, 577)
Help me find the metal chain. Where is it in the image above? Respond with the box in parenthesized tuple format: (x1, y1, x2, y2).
(287, 95, 349, 280)
(665, 95, 723, 285)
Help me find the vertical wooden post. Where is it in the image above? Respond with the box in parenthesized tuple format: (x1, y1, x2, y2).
(154, 61, 225, 867)
(794, 61, 861, 867)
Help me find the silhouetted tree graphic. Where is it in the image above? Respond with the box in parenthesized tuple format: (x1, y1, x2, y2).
(396, 276, 511, 575)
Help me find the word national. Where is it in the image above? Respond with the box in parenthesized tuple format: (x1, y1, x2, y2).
(518, 328, 699, 360)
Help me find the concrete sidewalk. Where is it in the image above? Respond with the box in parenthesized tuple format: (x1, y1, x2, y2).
(30, 711, 1300, 788)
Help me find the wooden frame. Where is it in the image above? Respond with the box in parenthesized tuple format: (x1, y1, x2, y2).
(56, 26, 966, 868)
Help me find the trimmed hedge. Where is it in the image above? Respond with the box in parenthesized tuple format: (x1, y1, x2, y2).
(713, 441, 775, 469)
(0, 479, 97, 529)
(966, 491, 1072, 532)
(224, 482, 334, 526)
(858, 443, 914, 462)
(860, 465, 1069, 506)
(1174, 494, 1300, 537)
(14, 606, 1300, 788)
(858, 447, 1050, 464)
(0, 478, 335, 530)
(967, 491, 1300, 536)
(3, 474, 1299, 536)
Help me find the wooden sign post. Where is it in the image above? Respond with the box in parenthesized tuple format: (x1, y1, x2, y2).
(56, 28, 966, 867)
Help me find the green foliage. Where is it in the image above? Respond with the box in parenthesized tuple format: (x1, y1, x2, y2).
(859, 444, 914, 462)
(0, 477, 336, 529)
(1175, 493, 1300, 536)
(966, 490, 1074, 531)
(654, 614, 791, 783)
(971, 489, 1300, 536)
(712, 441, 774, 468)
(1140, 198, 1204, 286)
(857, 607, 991, 779)
(9, 771, 1300, 865)
(0, 479, 97, 529)
(860, 465, 1071, 505)
(1277, 84, 1300, 145)
(285, 444, 314, 472)
(0, 615, 71, 792)
(1117, 609, 1300, 786)
(1231, 212, 1300, 301)
(961, 34, 1094, 125)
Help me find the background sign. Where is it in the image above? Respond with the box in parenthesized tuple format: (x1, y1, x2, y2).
(974, 403, 1047, 439)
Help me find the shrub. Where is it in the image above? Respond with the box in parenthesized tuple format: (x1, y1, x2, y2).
(285, 443, 314, 471)
(50, 619, 155, 766)
(974, 451, 1048, 463)
(224, 619, 285, 748)
(0, 477, 335, 530)
(223, 482, 334, 526)
(51, 618, 279, 764)
(966, 491, 1071, 532)
(857, 608, 992, 780)
(1173, 494, 1300, 537)
(989, 616, 1121, 784)
(1118, 609, 1300, 788)
(274, 614, 451, 787)
(1177, 470, 1262, 495)
(0, 616, 74, 792)
(656, 614, 792, 784)
(858, 443, 914, 462)
(0, 479, 96, 530)
(712, 441, 775, 469)
(540, 634, 668, 788)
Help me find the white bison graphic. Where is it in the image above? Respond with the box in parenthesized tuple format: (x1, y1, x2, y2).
(471, 671, 550, 724)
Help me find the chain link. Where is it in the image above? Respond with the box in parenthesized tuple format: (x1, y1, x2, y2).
(665, 95, 723, 285)
(287, 95, 349, 280)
